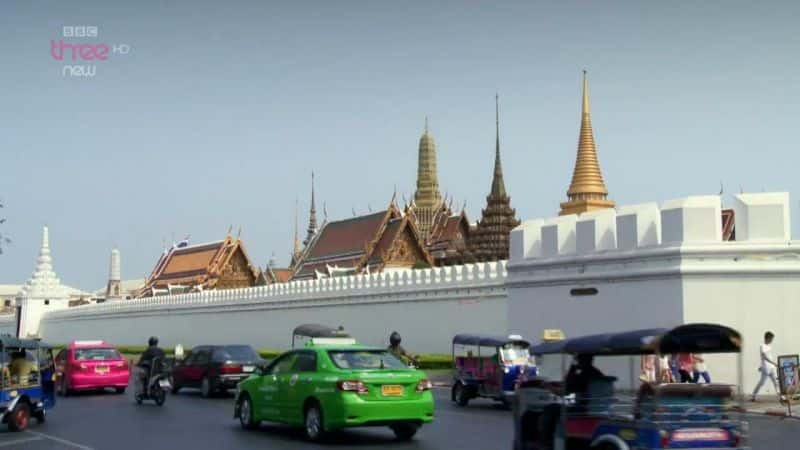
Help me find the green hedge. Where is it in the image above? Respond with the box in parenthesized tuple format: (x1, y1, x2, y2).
(114, 346, 452, 370)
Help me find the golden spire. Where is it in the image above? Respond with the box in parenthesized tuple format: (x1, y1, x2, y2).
(559, 70, 615, 216)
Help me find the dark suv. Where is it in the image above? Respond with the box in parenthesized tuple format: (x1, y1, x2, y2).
(171, 345, 262, 397)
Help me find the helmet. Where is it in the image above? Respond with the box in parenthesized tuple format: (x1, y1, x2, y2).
(148, 336, 159, 347)
(389, 331, 401, 346)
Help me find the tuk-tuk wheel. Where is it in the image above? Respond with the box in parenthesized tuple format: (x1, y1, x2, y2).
(453, 383, 470, 407)
(34, 408, 46, 424)
(8, 403, 30, 432)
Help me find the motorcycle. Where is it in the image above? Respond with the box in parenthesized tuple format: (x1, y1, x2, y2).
(135, 357, 172, 406)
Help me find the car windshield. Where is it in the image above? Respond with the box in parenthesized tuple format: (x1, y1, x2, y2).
(328, 350, 408, 370)
(214, 346, 259, 362)
(74, 348, 121, 361)
(500, 344, 530, 365)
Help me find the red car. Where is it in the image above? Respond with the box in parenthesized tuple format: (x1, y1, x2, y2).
(55, 341, 130, 395)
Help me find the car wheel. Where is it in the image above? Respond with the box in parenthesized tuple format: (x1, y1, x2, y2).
(201, 377, 212, 398)
(391, 424, 419, 441)
(115, 387, 126, 394)
(238, 395, 258, 430)
(171, 384, 181, 395)
(8, 403, 30, 432)
(304, 403, 324, 442)
(453, 383, 469, 407)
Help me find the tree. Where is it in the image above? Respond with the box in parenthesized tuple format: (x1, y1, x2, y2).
(0, 199, 9, 254)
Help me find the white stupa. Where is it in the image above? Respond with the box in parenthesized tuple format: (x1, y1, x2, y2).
(16, 226, 70, 337)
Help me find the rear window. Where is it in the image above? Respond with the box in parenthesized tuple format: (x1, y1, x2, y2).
(74, 348, 121, 361)
(328, 350, 407, 370)
(213, 346, 259, 362)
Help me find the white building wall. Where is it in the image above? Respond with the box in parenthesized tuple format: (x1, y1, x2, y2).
(38, 262, 509, 354)
(682, 275, 800, 395)
(508, 192, 800, 392)
(0, 315, 15, 335)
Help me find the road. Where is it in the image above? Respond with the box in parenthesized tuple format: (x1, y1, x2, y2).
(0, 388, 797, 449)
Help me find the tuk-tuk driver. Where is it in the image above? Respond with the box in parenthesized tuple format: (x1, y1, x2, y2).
(10, 350, 36, 384)
(565, 354, 605, 396)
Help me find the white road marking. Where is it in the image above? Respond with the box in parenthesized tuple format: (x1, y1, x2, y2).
(25, 430, 95, 450)
(0, 436, 43, 447)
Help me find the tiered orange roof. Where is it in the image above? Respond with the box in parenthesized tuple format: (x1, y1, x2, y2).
(292, 201, 433, 280)
(138, 234, 259, 297)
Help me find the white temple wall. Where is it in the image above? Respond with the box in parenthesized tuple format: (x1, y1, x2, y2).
(38, 262, 509, 354)
(508, 192, 800, 392)
(682, 275, 800, 395)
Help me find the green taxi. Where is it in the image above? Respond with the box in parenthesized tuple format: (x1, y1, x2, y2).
(233, 325, 435, 441)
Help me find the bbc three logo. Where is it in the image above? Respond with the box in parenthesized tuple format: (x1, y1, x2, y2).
(52, 26, 131, 77)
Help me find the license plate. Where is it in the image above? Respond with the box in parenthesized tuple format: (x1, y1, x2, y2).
(95, 366, 109, 374)
(672, 428, 728, 442)
(381, 385, 403, 397)
(158, 379, 171, 388)
(243, 366, 254, 373)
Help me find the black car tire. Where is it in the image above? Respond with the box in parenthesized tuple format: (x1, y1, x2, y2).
(115, 387, 126, 395)
(453, 383, 470, 407)
(201, 376, 212, 398)
(33, 408, 45, 424)
(391, 424, 419, 441)
(171, 384, 181, 395)
(238, 395, 258, 430)
(8, 402, 30, 432)
(304, 403, 325, 442)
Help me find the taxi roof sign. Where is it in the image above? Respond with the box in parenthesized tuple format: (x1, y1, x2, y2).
(542, 329, 566, 342)
(308, 337, 357, 346)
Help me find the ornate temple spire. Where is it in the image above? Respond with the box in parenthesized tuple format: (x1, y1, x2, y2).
(105, 247, 122, 299)
(414, 117, 443, 210)
(304, 172, 318, 246)
(559, 70, 615, 216)
(18, 226, 68, 300)
(412, 117, 444, 242)
(490, 93, 507, 198)
(293, 199, 300, 256)
(466, 94, 520, 262)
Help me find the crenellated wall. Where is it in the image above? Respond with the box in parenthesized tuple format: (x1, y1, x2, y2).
(38, 261, 509, 354)
(508, 192, 800, 392)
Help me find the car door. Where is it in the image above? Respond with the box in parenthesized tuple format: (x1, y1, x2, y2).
(254, 352, 296, 422)
(283, 350, 318, 425)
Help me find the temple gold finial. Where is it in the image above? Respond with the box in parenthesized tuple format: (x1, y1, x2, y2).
(559, 70, 615, 216)
(582, 70, 590, 115)
(424, 115, 429, 134)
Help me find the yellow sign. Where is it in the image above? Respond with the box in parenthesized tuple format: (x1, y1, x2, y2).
(542, 329, 566, 342)
(619, 429, 637, 441)
(9, 391, 17, 398)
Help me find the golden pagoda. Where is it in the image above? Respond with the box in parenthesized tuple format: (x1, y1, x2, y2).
(559, 71, 615, 216)
(411, 117, 444, 241)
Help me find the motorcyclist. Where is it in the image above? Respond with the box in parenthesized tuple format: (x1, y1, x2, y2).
(387, 331, 418, 366)
(136, 336, 166, 392)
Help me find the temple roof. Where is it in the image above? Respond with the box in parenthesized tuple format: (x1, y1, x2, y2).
(139, 234, 259, 295)
(293, 202, 432, 279)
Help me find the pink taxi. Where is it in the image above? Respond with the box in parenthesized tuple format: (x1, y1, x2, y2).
(55, 341, 130, 395)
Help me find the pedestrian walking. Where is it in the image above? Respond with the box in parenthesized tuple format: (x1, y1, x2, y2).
(677, 353, 694, 383)
(751, 331, 779, 401)
(692, 354, 711, 383)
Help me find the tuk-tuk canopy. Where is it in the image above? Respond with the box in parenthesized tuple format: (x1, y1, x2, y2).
(658, 323, 741, 354)
(452, 334, 530, 348)
(0, 334, 51, 350)
(530, 324, 741, 356)
(292, 324, 350, 339)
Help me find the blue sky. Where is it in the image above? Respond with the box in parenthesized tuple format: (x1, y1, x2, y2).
(1, 0, 799, 290)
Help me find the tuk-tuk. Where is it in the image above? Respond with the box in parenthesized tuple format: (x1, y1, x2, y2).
(0, 335, 56, 432)
(513, 324, 748, 450)
(291, 324, 354, 348)
(451, 333, 536, 407)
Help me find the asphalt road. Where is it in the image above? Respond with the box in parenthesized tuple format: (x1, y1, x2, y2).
(0, 387, 797, 449)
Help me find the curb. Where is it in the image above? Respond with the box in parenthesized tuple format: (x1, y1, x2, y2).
(761, 409, 800, 419)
